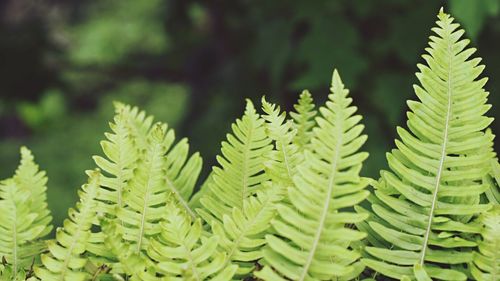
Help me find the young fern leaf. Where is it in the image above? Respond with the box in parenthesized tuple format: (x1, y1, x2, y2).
(261, 97, 302, 187)
(0, 147, 52, 276)
(89, 104, 202, 264)
(116, 123, 169, 255)
(94, 103, 201, 220)
(290, 90, 317, 151)
(256, 70, 370, 281)
(470, 206, 500, 281)
(35, 170, 102, 281)
(360, 9, 496, 280)
(92, 104, 142, 220)
(199, 100, 273, 223)
(211, 189, 282, 276)
(140, 204, 237, 281)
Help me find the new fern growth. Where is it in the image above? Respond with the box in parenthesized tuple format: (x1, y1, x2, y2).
(0, 8, 498, 281)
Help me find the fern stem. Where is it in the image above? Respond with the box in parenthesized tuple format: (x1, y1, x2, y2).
(12, 198, 17, 280)
(136, 143, 161, 253)
(280, 142, 293, 183)
(298, 118, 343, 281)
(166, 177, 196, 219)
(241, 122, 253, 207)
(419, 26, 453, 266)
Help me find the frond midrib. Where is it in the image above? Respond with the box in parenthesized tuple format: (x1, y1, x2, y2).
(12, 195, 18, 278)
(166, 176, 196, 219)
(280, 141, 293, 183)
(298, 115, 343, 281)
(240, 120, 254, 206)
(419, 24, 453, 265)
(137, 143, 162, 253)
(223, 194, 273, 269)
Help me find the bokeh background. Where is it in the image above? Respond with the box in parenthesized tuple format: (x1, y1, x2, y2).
(0, 0, 499, 226)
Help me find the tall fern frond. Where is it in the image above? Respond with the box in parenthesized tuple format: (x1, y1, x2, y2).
(261, 97, 302, 187)
(360, 9, 496, 280)
(256, 69, 370, 281)
(470, 206, 500, 281)
(0, 147, 52, 276)
(92, 104, 141, 220)
(199, 100, 273, 223)
(35, 170, 102, 281)
(139, 204, 237, 280)
(290, 90, 317, 151)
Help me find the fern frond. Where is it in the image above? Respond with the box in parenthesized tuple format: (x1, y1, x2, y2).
(13, 147, 52, 234)
(289, 90, 317, 151)
(199, 100, 273, 223)
(0, 147, 52, 276)
(256, 69, 370, 281)
(139, 204, 237, 280)
(88, 104, 202, 264)
(35, 170, 102, 281)
(261, 97, 302, 187)
(211, 188, 281, 276)
(471, 206, 500, 281)
(360, 9, 496, 280)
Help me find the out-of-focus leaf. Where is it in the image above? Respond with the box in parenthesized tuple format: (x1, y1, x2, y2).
(292, 17, 366, 89)
(450, 0, 500, 39)
(68, 0, 168, 65)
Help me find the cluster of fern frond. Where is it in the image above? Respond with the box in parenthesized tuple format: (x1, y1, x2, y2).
(1, 9, 499, 281)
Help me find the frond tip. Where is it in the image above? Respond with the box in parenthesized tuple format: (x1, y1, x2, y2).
(199, 99, 272, 223)
(0, 147, 52, 276)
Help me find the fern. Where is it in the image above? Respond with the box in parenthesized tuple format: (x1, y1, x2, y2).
(107, 121, 202, 273)
(256, 69, 370, 281)
(0, 147, 52, 277)
(198, 100, 273, 223)
(261, 97, 302, 188)
(140, 204, 237, 280)
(35, 170, 102, 281)
(88, 104, 202, 267)
(211, 189, 281, 276)
(290, 90, 317, 151)
(359, 9, 496, 280)
(470, 206, 500, 281)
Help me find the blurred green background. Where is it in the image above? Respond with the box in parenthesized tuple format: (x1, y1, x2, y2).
(0, 0, 499, 226)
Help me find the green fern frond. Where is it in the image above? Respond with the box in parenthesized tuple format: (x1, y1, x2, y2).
(0, 147, 52, 276)
(470, 206, 500, 281)
(35, 170, 102, 281)
(261, 97, 302, 187)
(256, 69, 370, 281)
(199, 100, 273, 223)
(289, 90, 317, 151)
(211, 189, 282, 276)
(114, 123, 193, 255)
(139, 204, 237, 280)
(360, 9, 496, 280)
(88, 104, 202, 264)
